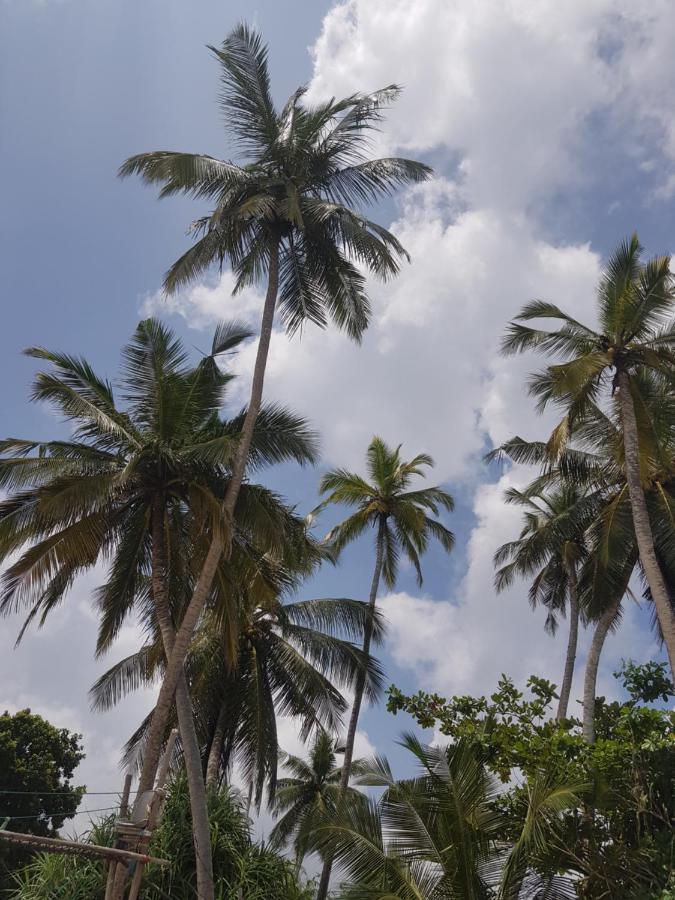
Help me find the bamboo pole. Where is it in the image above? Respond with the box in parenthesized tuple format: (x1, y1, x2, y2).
(0, 830, 169, 867)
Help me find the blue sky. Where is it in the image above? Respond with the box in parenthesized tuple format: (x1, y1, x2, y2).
(2, 0, 675, 840)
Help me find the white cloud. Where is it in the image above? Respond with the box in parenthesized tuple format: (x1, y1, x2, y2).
(308, 0, 675, 207)
(141, 271, 264, 331)
(186, 187, 600, 482)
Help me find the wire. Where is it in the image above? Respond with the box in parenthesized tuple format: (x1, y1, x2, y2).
(0, 790, 138, 797)
(2, 807, 119, 821)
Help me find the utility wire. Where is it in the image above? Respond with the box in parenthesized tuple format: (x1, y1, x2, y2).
(0, 790, 138, 797)
(2, 807, 118, 821)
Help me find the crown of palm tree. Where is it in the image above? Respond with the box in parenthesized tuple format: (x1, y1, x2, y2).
(119, 23, 432, 340)
(93, 586, 385, 807)
(270, 730, 367, 865)
(501, 233, 675, 420)
(0, 318, 318, 646)
(491, 372, 675, 626)
(494, 485, 590, 635)
(313, 437, 455, 587)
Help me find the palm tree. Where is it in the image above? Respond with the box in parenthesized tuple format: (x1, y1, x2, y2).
(0, 319, 318, 900)
(310, 735, 584, 899)
(491, 371, 675, 740)
(493, 485, 589, 720)
(501, 233, 675, 675)
(312, 437, 454, 898)
(92, 594, 384, 810)
(119, 22, 432, 804)
(270, 730, 367, 868)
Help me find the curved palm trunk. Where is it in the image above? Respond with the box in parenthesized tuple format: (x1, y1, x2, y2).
(583, 595, 621, 743)
(556, 566, 579, 721)
(317, 516, 386, 900)
(617, 370, 675, 677)
(134, 234, 281, 803)
(205, 701, 228, 788)
(151, 500, 214, 900)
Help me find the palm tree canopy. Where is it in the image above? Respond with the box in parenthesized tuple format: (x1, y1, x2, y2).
(0, 318, 319, 645)
(313, 437, 455, 587)
(494, 484, 591, 634)
(92, 588, 385, 807)
(119, 23, 432, 340)
(270, 729, 367, 862)
(501, 234, 675, 421)
(490, 372, 675, 627)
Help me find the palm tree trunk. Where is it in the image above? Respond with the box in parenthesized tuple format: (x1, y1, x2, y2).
(134, 233, 281, 803)
(556, 566, 579, 721)
(151, 499, 214, 900)
(205, 701, 228, 788)
(583, 595, 621, 743)
(617, 369, 675, 676)
(317, 515, 386, 900)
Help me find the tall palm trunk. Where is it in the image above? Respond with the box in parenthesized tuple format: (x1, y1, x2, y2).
(134, 234, 281, 803)
(556, 565, 579, 721)
(205, 701, 228, 788)
(583, 595, 621, 743)
(317, 515, 386, 900)
(617, 369, 675, 676)
(151, 499, 214, 900)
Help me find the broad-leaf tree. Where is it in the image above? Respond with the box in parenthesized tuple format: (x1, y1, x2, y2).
(501, 234, 675, 675)
(119, 22, 432, 809)
(312, 436, 454, 898)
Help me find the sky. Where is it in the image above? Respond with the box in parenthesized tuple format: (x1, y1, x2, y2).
(1, 0, 675, 853)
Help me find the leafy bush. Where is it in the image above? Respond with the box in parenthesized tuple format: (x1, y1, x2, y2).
(8, 777, 314, 900)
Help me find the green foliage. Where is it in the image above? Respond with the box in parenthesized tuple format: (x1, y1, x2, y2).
(120, 25, 431, 338)
(313, 436, 455, 587)
(388, 663, 675, 897)
(0, 709, 85, 891)
(9, 777, 314, 900)
(616, 658, 675, 704)
(311, 735, 581, 899)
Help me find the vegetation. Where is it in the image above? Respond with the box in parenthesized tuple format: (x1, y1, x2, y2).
(9, 778, 314, 900)
(0, 710, 85, 893)
(2, 18, 675, 900)
(387, 662, 675, 898)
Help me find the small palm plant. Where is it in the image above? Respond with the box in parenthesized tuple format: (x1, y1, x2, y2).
(494, 484, 589, 720)
(312, 437, 454, 898)
(120, 22, 432, 805)
(270, 730, 367, 869)
(501, 234, 675, 675)
(310, 735, 584, 899)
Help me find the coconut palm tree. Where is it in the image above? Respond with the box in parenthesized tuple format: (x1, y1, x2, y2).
(312, 437, 455, 898)
(501, 234, 675, 675)
(493, 485, 589, 720)
(270, 730, 367, 869)
(491, 371, 675, 740)
(120, 22, 432, 807)
(92, 593, 384, 811)
(0, 319, 318, 900)
(310, 735, 584, 899)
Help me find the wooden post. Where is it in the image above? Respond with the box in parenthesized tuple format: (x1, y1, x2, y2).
(105, 771, 135, 900)
(124, 730, 177, 900)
